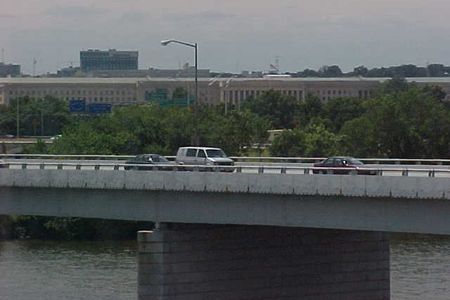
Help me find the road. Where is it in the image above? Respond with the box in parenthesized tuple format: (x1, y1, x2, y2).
(2, 158, 450, 177)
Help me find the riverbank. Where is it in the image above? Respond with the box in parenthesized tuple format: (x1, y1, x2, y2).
(0, 215, 153, 240)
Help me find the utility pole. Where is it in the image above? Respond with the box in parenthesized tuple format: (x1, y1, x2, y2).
(16, 99, 20, 138)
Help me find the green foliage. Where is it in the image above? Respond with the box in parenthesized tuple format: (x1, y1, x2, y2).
(243, 90, 300, 129)
(340, 87, 450, 158)
(269, 124, 341, 157)
(322, 97, 366, 132)
(269, 129, 305, 157)
(47, 104, 269, 156)
(23, 139, 49, 154)
(296, 95, 323, 127)
(0, 96, 73, 136)
(303, 123, 342, 157)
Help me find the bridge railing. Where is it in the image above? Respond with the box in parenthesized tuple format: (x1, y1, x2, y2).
(1, 154, 450, 165)
(2, 161, 450, 177)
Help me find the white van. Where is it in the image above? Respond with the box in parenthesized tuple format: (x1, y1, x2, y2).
(175, 147, 234, 171)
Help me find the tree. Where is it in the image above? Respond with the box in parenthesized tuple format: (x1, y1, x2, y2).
(319, 65, 342, 77)
(0, 96, 72, 137)
(270, 123, 341, 157)
(295, 95, 323, 127)
(340, 87, 450, 158)
(322, 97, 366, 132)
(270, 129, 306, 157)
(353, 65, 369, 76)
(243, 90, 301, 129)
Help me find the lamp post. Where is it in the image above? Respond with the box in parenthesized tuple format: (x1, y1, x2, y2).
(161, 39, 199, 145)
(161, 39, 198, 107)
(16, 98, 20, 138)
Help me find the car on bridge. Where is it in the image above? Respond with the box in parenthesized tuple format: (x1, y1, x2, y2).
(124, 154, 174, 171)
(176, 146, 235, 172)
(313, 156, 376, 175)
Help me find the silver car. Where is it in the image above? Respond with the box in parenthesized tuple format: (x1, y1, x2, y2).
(175, 147, 234, 172)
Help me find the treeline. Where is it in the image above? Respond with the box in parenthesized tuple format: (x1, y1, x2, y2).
(0, 96, 73, 136)
(286, 63, 450, 78)
(244, 79, 450, 158)
(12, 78, 450, 159)
(0, 215, 152, 240)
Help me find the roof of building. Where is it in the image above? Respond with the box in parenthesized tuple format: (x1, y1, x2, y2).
(1, 77, 450, 85)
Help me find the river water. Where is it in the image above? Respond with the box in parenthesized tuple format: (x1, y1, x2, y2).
(0, 234, 449, 300)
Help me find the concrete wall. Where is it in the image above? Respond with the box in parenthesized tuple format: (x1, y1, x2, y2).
(2, 169, 450, 235)
(1, 168, 449, 200)
(138, 225, 390, 300)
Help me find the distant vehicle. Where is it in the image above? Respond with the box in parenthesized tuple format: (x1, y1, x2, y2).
(0, 134, 14, 138)
(175, 146, 234, 172)
(50, 135, 62, 140)
(124, 154, 174, 171)
(313, 156, 376, 175)
(263, 74, 292, 79)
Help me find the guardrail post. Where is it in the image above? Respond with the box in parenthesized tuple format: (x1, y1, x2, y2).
(94, 165, 100, 170)
(428, 170, 435, 177)
(258, 166, 264, 174)
(402, 169, 408, 176)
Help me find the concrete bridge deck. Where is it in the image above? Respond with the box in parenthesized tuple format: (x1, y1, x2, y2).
(1, 165, 449, 235)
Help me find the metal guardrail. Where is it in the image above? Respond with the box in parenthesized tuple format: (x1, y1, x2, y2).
(2, 161, 450, 177)
(1, 154, 450, 165)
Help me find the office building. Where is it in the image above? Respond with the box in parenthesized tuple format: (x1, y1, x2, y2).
(1, 77, 450, 107)
(0, 63, 21, 77)
(80, 49, 138, 72)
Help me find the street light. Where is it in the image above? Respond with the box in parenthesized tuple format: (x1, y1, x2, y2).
(161, 39, 198, 107)
(161, 39, 199, 145)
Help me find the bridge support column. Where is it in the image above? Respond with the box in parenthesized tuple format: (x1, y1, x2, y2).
(138, 225, 390, 300)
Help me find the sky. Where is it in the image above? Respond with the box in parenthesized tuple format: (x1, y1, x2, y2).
(2, 0, 450, 75)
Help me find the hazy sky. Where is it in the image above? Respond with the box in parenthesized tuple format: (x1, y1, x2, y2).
(2, 0, 450, 74)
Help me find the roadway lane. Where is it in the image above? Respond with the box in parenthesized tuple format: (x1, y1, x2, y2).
(2, 159, 450, 177)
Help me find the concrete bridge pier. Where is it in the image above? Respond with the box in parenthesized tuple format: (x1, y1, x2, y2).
(138, 224, 390, 300)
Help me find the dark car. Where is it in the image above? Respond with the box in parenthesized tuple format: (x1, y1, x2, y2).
(312, 156, 376, 175)
(124, 154, 174, 171)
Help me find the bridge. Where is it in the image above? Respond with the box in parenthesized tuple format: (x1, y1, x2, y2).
(1, 157, 450, 300)
(0, 137, 53, 154)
